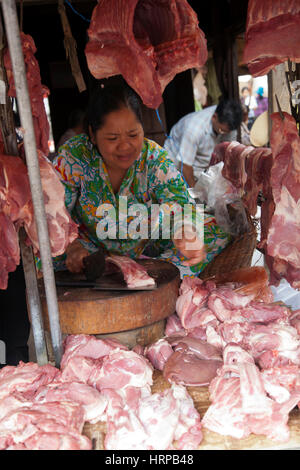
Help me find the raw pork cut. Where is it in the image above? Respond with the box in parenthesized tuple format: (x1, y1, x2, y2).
(0, 401, 89, 451)
(33, 382, 108, 424)
(4, 33, 50, 155)
(243, 0, 300, 77)
(0, 152, 78, 288)
(24, 152, 78, 258)
(0, 362, 59, 400)
(85, 0, 207, 108)
(90, 349, 153, 391)
(202, 344, 300, 442)
(210, 113, 300, 289)
(144, 338, 174, 371)
(266, 112, 300, 288)
(103, 383, 202, 450)
(163, 350, 222, 387)
(105, 255, 156, 288)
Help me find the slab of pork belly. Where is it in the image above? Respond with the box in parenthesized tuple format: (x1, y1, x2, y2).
(106, 255, 156, 288)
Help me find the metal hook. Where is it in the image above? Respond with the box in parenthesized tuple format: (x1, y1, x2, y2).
(275, 94, 285, 121)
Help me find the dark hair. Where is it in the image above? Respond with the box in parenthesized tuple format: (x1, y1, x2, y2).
(241, 86, 249, 93)
(68, 108, 85, 129)
(87, 83, 143, 133)
(216, 99, 243, 131)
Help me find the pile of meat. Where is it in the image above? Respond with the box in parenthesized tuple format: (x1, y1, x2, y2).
(210, 112, 300, 290)
(0, 151, 78, 290)
(4, 32, 50, 156)
(0, 335, 202, 450)
(85, 0, 207, 109)
(143, 268, 300, 442)
(243, 0, 300, 77)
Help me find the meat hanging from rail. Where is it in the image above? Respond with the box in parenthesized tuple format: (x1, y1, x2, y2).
(209, 112, 300, 290)
(3, 32, 50, 156)
(0, 151, 78, 290)
(85, 0, 207, 109)
(243, 0, 300, 76)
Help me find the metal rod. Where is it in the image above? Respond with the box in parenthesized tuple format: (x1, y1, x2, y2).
(0, 9, 48, 366)
(275, 93, 285, 121)
(1, 0, 63, 367)
(19, 229, 48, 365)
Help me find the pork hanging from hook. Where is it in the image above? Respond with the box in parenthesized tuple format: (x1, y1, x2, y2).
(85, 0, 207, 109)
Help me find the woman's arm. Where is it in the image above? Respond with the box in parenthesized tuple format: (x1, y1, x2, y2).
(53, 145, 90, 272)
(148, 146, 205, 266)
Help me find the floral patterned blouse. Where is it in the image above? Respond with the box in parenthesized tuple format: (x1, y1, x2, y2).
(52, 134, 230, 276)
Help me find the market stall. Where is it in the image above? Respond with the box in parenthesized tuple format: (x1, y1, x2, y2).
(0, 0, 300, 452)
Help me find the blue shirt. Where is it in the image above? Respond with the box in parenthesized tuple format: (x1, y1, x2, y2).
(164, 106, 237, 175)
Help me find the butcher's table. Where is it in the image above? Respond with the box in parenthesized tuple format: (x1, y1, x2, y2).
(83, 370, 300, 450)
(38, 259, 181, 350)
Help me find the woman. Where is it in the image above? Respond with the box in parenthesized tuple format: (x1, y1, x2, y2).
(53, 83, 230, 278)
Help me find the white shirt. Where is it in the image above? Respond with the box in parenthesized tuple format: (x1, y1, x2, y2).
(164, 105, 237, 177)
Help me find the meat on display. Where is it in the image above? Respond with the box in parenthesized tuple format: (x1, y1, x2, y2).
(4, 33, 50, 156)
(0, 334, 203, 450)
(0, 151, 78, 289)
(210, 112, 300, 290)
(85, 0, 207, 108)
(243, 0, 300, 76)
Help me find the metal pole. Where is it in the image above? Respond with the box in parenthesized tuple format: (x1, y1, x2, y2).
(20, 229, 49, 365)
(0, 10, 48, 366)
(1, 0, 63, 367)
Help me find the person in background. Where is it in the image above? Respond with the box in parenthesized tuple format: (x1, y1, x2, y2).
(240, 104, 251, 146)
(52, 82, 231, 279)
(240, 86, 257, 129)
(254, 87, 268, 118)
(56, 108, 85, 150)
(163, 99, 243, 188)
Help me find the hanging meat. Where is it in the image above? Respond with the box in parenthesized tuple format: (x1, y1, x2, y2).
(210, 112, 300, 290)
(243, 0, 300, 76)
(264, 112, 300, 289)
(85, 0, 207, 109)
(0, 151, 78, 290)
(4, 32, 50, 156)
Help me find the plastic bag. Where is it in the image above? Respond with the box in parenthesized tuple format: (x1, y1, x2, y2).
(188, 163, 250, 236)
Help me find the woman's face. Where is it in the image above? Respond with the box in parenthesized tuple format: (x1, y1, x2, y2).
(90, 107, 144, 172)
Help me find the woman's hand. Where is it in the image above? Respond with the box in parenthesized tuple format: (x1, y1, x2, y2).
(65, 240, 89, 273)
(173, 226, 205, 267)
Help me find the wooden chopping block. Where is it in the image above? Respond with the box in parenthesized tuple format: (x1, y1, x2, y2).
(38, 259, 180, 335)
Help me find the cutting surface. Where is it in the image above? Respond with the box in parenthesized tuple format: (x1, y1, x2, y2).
(39, 259, 180, 334)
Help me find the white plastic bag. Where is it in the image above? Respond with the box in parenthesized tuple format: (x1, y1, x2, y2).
(189, 163, 249, 236)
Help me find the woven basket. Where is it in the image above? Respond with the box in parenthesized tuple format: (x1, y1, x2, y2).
(199, 213, 258, 280)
